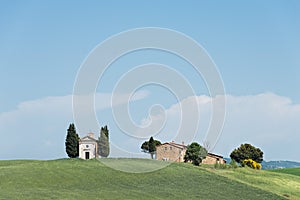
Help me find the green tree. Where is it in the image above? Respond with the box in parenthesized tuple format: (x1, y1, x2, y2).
(65, 123, 79, 158)
(184, 142, 208, 166)
(98, 125, 110, 157)
(230, 143, 263, 165)
(141, 137, 161, 159)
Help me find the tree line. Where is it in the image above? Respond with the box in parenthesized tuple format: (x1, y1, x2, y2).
(65, 123, 264, 170)
(141, 136, 263, 169)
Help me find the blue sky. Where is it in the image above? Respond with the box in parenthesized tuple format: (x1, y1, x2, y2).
(0, 1, 300, 161)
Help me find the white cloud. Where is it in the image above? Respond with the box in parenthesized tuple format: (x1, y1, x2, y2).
(219, 93, 300, 161)
(136, 93, 300, 161)
(0, 91, 149, 160)
(1, 91, 299, 162)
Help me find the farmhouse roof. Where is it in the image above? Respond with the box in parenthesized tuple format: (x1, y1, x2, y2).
(157, 142, 187, 149)
(207, 153, 224, 159)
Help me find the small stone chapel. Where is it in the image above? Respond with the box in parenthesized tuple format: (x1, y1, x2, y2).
(78, 133, 98, 160)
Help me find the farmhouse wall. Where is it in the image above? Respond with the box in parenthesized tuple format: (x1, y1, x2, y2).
(156, 142, 226, 164)
(156, 143, 186, 162)
(202, 154, 226, 164)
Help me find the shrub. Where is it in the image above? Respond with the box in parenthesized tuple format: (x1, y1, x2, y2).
(214, 162, 230, 169)
(229, 159, 239, 169)
(242, 159, 262, 170)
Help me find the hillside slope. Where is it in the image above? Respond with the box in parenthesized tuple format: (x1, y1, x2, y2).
(0, 159, 285, 200)
(207, 166, 300, 200)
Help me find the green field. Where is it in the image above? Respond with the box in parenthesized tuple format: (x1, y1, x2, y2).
(271, 167, 300, 177)
(0, 159, 297, 200)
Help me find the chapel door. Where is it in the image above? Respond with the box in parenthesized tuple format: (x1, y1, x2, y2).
(85, 152, 90, 159)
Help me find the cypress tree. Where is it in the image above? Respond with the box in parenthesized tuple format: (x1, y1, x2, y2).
(65, 123, 79, 158)
(98, 125, 110, 157)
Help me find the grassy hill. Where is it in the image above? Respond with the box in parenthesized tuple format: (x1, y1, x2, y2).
(206, 166, 300, 200)
(0, 159, 295, 200)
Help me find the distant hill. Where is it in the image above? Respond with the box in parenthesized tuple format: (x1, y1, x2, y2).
(224, 157, 231, 163)
(224, 158, 300, 170)
(0, 159, 293, 199)
(262, 160, 300, 170)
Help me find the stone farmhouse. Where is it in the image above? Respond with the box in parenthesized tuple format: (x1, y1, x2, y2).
(156, 142, 187, 162)
(156, 141, 226, 164)
(202, 152, 226, 165)
(79, 133, 98, 160)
